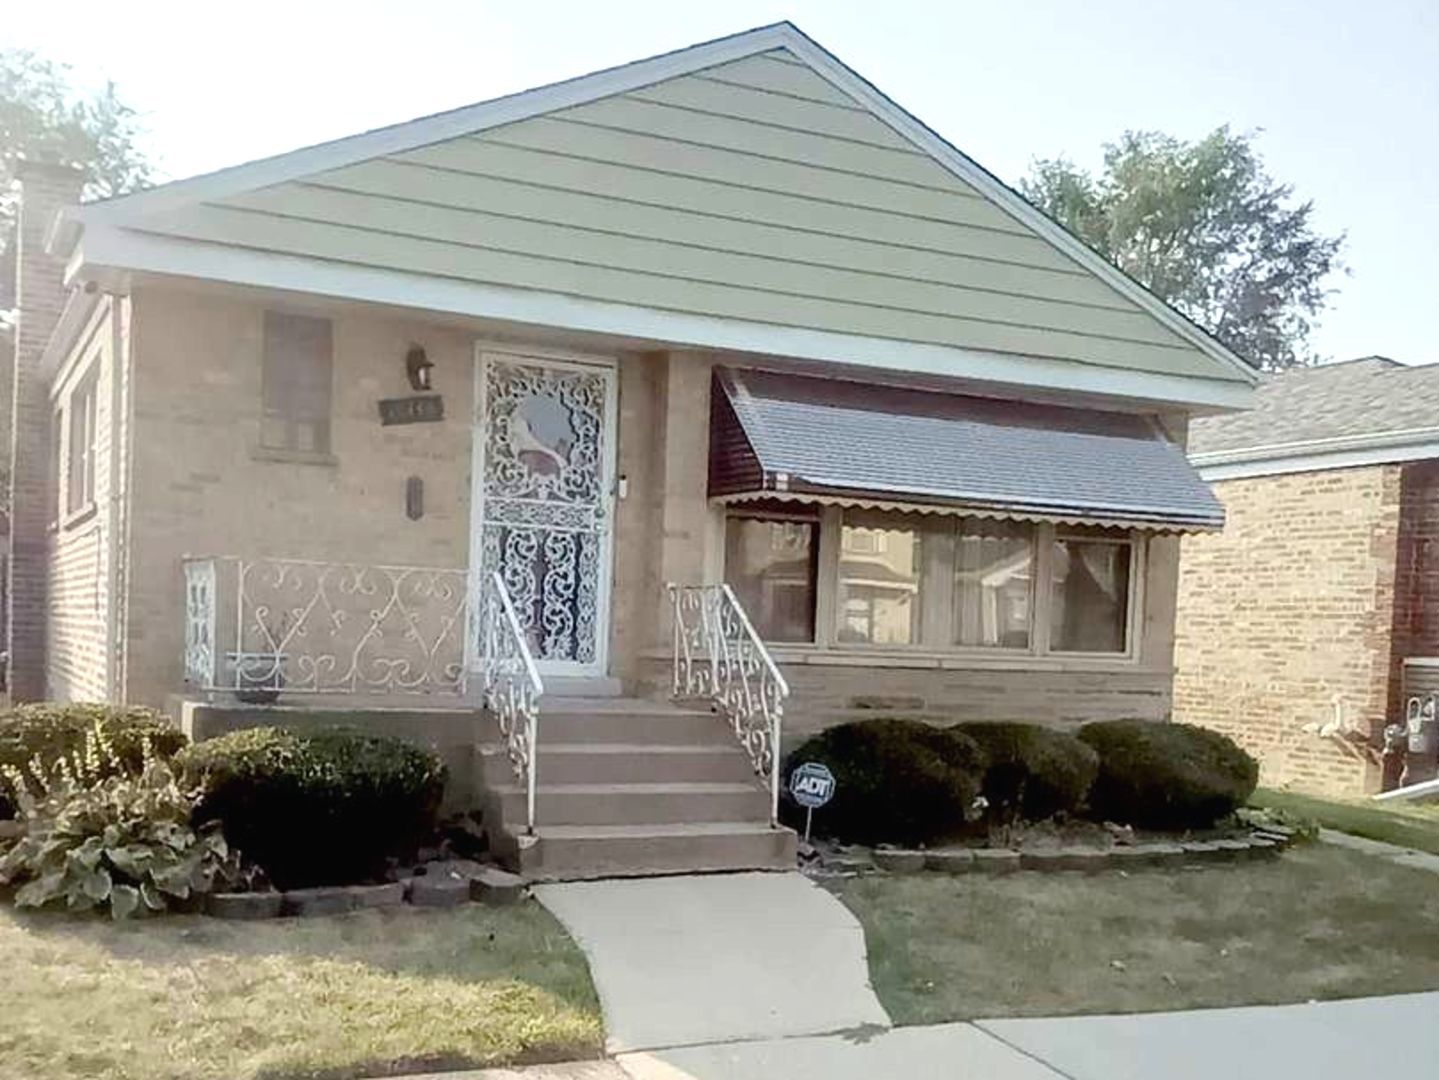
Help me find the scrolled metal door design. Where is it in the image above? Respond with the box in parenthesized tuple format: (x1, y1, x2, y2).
(478, 357, 611, 669)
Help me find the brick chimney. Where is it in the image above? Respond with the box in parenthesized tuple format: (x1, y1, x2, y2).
(8, 160, 85, 701)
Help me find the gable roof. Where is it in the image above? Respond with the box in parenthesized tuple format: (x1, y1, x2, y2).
(1190, 357, 1439, 477)
(67, 22, 1257, 405)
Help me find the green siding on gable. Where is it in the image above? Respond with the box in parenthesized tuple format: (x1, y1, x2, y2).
(121, 49, 1241, 383)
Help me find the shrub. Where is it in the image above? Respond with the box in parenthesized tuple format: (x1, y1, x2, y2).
(954, 722, 1099, 824)
(1078, 719, 1259, 829)
(178, 727, 447, 888)
(0, 725, 243, 919)
(0, 703, 187, 819)
(781, 719, 985, 846)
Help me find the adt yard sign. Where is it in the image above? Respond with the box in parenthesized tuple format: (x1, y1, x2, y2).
(789, 761, 836, 842)
(789, 762, 836, 809)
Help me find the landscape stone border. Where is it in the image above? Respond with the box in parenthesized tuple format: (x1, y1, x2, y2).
(204, 863, 527, 920)
(863, 827, 1296, 878)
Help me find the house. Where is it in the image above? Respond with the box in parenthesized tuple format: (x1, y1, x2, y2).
(8, 23, 1254, 876)
(1176, 357, 1439, 797)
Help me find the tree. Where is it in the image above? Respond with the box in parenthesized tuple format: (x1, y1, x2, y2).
(0, 49, 153, 321)
(1021, 127, 1344, 371)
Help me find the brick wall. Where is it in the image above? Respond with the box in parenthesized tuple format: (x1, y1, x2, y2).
(120, 283, 1191, 725)
(7, 162, 85, 701)
(45, 299, 117, 701)
(1174, 466, 1401, 795)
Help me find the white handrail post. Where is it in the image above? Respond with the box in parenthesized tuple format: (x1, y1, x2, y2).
(668, 581, 789, 828)
(482, 570, 543, 836)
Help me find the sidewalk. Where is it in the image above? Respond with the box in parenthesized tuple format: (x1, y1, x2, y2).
(436, 992, 1439, 1079)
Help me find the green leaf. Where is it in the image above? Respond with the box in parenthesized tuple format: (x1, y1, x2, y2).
(15, 872, 63, 908)
(80, 865, 113, 901)
(139, 879, 165, 911)
(109, 883, 140, 920)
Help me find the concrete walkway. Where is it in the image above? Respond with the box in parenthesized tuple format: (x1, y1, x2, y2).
(1320, 827, 1439, 874)
(533, 871, 890, 1053)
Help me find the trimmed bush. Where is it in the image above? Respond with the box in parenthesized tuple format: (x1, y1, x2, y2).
(178, 727, 447, 889)
(781, 719, 985, 846)
(1078, 719, 1259, 829)
(0, 703, 187, 819)
(954, 722, 1098, 823)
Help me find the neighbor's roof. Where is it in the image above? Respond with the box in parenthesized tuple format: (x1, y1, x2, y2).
(58, 22, 1257, 411)
(1189, 357, 1439, 477)
(711, 366, 1224, 531)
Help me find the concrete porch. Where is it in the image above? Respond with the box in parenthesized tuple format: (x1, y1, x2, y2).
(175, 691, 796, 882)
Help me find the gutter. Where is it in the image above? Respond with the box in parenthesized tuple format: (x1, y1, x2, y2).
(1191, 425, 1439, 468)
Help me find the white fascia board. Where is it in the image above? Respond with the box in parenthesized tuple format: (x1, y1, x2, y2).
(778, 33, 1259, 390)
(1197, 441, 1439, 481)
(75, 224, 1254, 411)
(37, 287, 103, 383)
(74, 24, 795, 227)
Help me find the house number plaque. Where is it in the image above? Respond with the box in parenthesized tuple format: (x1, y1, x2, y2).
(378, 395, 444, 426)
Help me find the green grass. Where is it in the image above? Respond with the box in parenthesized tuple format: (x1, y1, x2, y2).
(831, 843, 1439, 1025)
(0, 901, 602, 1080)
(1253, 786, 1439, 855)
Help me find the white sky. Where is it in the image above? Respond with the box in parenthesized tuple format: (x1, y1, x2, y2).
(8, 0, 1437, 364)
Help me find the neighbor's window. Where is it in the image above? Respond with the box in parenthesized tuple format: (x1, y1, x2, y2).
(261, 311, 333, 453)
(66, 368, 98, 517)
(723, 513, 818, 643)
(837, 512, 925, 645)
(953, 519, 1033, 649)
(1050, 531, 1133, 653)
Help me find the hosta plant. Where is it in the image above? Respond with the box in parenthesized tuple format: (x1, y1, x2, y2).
(0, 725, 246, 919)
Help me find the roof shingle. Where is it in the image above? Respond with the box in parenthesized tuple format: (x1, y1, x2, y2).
(1189, 357, 1439, 458)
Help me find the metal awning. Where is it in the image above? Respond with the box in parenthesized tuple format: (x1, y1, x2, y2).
(709, 367, 1224, 532)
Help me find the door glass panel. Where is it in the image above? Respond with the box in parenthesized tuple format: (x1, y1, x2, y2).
(479, 358, 609, 667)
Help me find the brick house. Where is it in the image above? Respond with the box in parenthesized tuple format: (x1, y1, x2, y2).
(1176, 357, 1439, 797)
(8, 24, 1254, 876)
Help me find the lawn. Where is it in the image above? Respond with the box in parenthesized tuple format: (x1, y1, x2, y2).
(1253, 786, 1439, 855)
(831, 843, 1439, 1025)
(0, 901, 602, 1080)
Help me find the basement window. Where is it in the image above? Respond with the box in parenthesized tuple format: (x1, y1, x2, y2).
(261, 311, 333, 454)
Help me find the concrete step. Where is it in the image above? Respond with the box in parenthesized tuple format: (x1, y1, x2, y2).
(515, 821, 798, 881)
(479, 742, 759, 786)
(534, 700, 732, 746)
(494, 781, 771, 827)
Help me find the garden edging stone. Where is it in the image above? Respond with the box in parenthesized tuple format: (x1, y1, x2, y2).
(843, 833, 1292, 877)
(205, 891, 283, 920)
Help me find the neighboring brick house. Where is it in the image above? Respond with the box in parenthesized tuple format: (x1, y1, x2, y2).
(1175, 357, 1439, 797)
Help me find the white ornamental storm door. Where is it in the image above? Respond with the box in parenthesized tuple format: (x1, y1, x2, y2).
(471, 348, 618, 677)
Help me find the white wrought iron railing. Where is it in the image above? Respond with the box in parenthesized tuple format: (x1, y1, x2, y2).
(668, 582, 789, 826)
(182, 556, 469, 696)
(482, 570, 543, 834)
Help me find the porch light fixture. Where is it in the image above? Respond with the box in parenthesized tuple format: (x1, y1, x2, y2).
(405, 345, 434, 392)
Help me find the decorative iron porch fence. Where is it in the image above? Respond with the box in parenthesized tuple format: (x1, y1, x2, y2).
(183, 556, 470, 696)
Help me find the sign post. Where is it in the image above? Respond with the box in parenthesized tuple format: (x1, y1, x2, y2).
(788, 761, 837, 843)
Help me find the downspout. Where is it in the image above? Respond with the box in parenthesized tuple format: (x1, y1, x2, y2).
(104, 293, 131, 703)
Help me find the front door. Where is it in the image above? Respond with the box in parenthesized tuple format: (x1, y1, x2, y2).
(472, 347, 617, 677)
